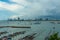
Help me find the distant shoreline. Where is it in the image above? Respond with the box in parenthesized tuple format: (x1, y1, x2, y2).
(7, 20, 60, 21)
(0, 20, 60, 21)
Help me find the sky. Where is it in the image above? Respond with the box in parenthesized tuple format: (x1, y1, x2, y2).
(0, 0, 60, 20)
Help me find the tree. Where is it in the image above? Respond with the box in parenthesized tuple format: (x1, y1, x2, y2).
(48, 32, 60, 40)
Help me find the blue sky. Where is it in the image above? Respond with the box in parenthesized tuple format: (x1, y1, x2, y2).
(0, 0, 9, 2)
(0, 0, 60, 20)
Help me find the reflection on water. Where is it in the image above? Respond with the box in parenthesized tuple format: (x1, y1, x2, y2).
(0, 21, 60, 40)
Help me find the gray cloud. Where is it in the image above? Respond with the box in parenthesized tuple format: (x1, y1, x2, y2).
(23, 0, 60, 19)
(14, 0, 60, 19)
(1, 0, 60, 20)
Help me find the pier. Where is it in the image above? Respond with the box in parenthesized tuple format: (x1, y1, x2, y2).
(0, 26, 31, 28)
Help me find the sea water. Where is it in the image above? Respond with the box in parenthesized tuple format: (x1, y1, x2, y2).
(0, 20, 60, 40)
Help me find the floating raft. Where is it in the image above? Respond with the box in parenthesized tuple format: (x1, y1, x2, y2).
(0, 26, 31, 28)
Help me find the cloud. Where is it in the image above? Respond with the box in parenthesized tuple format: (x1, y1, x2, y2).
(0, 0, 60, 20)
(20, 0, 60, 17)
(11, 0, 56, 18)
(0, 1, 24, 11)
(0, 8, 17, 20)
(10, 0, 31, 6)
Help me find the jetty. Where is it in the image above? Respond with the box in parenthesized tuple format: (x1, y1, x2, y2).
(0, 26, 31, 28)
